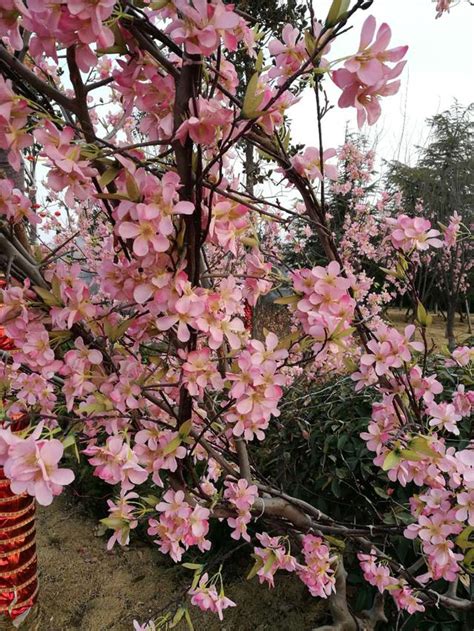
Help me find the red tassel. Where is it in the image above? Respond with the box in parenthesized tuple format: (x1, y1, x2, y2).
(243, 300, 253, 332)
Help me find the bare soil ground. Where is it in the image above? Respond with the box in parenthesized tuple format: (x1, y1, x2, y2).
(34, 495, 325, 631)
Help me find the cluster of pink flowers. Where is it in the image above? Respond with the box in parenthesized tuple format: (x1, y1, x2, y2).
(297, 535, 336, 598)
(114, 58, 170, 130)
(332, 16, 407, 127)
(20, 0, 115, 72)
(35, 122, 98, 206)
(188, 572, 236, 620)
(223, 477, 258, 542)
(268, 22, 330, 85)
(358, 323, 423, 379)
(290, 147, 338, 182)
(166, 0, 251, 56)
(358, 551, 425, 614)
(268, 24, 308, 84)
(443, 211, 462, 247)
(102, 491, 139, 550)
(253, 533, 298, 587)
(291, 261, 356, 360)
(134, 422, 187, 487)
(387, 213, 443, 252)
(0, 75, 31, 170)
(448, 345, 474, 367)
(176, 96, 235, 146)
(208, 199, 251, 256)
(0, 178, 39, 225)
(117, 171, 194, 257)
(404, 487, 465, 582)
(225, 333, 288, 441)
(147, 490, 211, 562)
(358, 346, 474, 582)
(0, 425, 74, 506)
(84, 435, 148, 490)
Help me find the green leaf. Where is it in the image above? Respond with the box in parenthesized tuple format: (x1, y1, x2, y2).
(399, 449, 425, 462)
(62, 434, 76, 450)
(304, 30, 316, 56)
(98, 166, 120, 188)
(142, 494, 159, 507)
(246, 555, 263, 581)
(382, 450, 401, 471)
(373, 486, 390, 499)
(170, 607, 185, 628)
(463, 548, 474, 573)
(242, 72, 264, 119)
(455, 526, 474, 551)
(33, 286, 62, 307)
(407, 436, 435, 457)
(184, 608, 195, 631)
(325, 0, 350, 26)
(101, 516, 126, 530)
(162, 435, 182, 456)
(273, 294, 300, 305)
(179, 419, 193, 438)
(416, 301, 432, 327)
(182, 563, 203, 571)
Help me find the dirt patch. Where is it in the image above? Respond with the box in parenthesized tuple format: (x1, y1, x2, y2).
(387, 308, 471, 349)
(34, 495, 326, 631)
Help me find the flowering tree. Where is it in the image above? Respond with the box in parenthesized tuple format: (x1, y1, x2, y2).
(0, 1, 473, 629)
(387, 104, 473, 347)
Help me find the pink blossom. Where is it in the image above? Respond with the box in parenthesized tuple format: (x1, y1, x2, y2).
(427, 402, 462, 435)
(344, 16, 408, 86)
(176, 96, 234, 146)
(388, 214, 443, 252)
(168, 0, 242, 56)
(297, 535, 336, 598)
(103, 491, 139, 550)
(333, 61, 405, 129)
(188, 573, 236, 621)
(4, 432, 74, 506)
(291, 147, 338, 181)
(84, 436, 148, 489)
(455, 490, 474, 526)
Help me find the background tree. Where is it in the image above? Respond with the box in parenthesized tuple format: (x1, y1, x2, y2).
(386, 103, 474, 346)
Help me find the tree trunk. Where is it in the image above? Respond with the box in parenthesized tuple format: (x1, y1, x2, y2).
(446, 301, 457, 350)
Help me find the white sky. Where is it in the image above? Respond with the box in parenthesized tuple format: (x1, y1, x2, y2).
(290, 0, 474, 172)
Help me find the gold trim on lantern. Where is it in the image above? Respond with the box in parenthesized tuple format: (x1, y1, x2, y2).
(0, 536, 35, 558)
(0, 502, 34, 520)
(0, 553, 37, 578)
(0, 492, 28, 504)
(0, 583, 39, 613)
(0, 524, 35, 546)
(0, 572, 37, 595)
(0, 512, 35, 535)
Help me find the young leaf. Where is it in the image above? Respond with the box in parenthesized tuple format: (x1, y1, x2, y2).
(273, 294, 300, 305)
(382, 450, 401, 471)
(33, 286, 61, 307)
(242, 72, 264, 119)
(326, 0, 350, 26)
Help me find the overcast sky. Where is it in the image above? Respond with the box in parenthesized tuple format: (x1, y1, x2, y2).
(290, 0, 474, 170)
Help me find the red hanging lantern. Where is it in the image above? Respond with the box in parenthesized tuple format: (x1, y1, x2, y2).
(0, 319, 39, 625)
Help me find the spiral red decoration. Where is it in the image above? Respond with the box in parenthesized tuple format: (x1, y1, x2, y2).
(0, 321, 38, 622)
